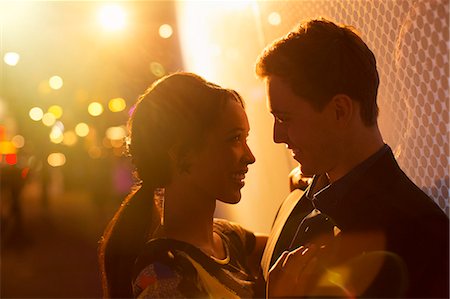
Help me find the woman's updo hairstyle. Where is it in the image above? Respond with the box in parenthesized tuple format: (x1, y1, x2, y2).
(128, 72, 244, 187)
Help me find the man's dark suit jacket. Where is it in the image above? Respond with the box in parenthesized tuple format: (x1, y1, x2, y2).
(262, 147, 449, 298)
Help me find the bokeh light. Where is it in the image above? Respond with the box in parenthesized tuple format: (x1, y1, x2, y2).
(48, 105, 63, 119)
(150, 62, 166, 77)
(0, 141, 16, 154)
(11, 135, 25, 148)
(5, 153, 17, 165)
(63, 131, 78, 146)
(106, 126, 126, 140)
(3, 52, 20, 66)
(108, 97, 126, 112)
(47, 152, 66, 167)
(75, 122, 90, 137)
(88, 146, 102, 159)
(50, 125, 64, 144)
(268, 12, 281, 26)
(99, 4, 126, 31)
(49, 75, 64, 90)
(29, 107, 44, 121)
(159, 24, 173, 38)
(88, 102, 104, 116)
(42, 112, 56, 127)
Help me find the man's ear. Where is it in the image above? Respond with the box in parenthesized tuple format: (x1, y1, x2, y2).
(331, 94, 354, 126)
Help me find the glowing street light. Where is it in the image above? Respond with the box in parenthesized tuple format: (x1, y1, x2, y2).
(99, 4, 126, 31)
(88, 102, 104, 116)
(3, 52, 20, 66)
(159, 24, 173, 39)
(75, 122, 90, 137)
(29, 107, 44, 121)
(49, 75, 63, 90)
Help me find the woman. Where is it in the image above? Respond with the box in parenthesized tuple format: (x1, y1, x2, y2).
(98, 72, 266, 298)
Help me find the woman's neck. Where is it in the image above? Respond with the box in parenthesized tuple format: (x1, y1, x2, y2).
(160, 185, 225, 259)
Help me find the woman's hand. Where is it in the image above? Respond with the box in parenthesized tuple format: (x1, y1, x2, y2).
(267, 245, 322, 298)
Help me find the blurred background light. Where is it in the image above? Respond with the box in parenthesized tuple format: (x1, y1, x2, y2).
(49, 75, 64, 90)
(108, 97, 126, 112)
(42, 112, 57, 127)
(48, 105, 63, 119)
(11, 135, 25, 148)
(159, 24, 173, 38)
(106, 126, 126, 140)
(5, 153, 17, 165)
(88, 146, 102, 159)
(54, 120, 65, 132)
(99, 4, 126, 31)
(62, 131, 78, 146)
(0, 99, 6, 120)
(47, 152, 66, 167)
(88, 102, 104, 116)
(75, 122, 90, 137)
(0, 141, 16, 154)
(268, 11, 281, 26)
(29, 107, 44, 121)
(50, 125, 64, 144)
(150, 61, 166, 77)
(3, 52, 20, 66)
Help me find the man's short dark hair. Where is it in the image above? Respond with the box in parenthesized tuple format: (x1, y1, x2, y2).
(256, 18, 380, 126)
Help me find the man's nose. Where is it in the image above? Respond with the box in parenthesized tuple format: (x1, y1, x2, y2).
(244, 143, 256, 165)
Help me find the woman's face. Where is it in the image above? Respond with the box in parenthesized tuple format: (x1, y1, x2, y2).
(187, 99, 255, 204)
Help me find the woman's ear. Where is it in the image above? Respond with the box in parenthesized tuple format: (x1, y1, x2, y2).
(331, 94, 354, 126)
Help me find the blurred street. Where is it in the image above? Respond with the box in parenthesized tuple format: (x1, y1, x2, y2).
(1, 177, 119, 298)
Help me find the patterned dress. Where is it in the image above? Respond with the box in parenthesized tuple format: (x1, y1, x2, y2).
(132, 219, 258, 298)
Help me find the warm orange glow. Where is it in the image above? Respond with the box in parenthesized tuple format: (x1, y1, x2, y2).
(150, 62, 166, 77)
(99, 4, 126, 31)
(268, 12, 281, 26)
(29, 107, 44, 121)
(47, 152, 66, 167)
(0, 141, 16, 154)
(159, 24, 173, 38)
(11, 135, 25, 148)
(49, 75, 63, 90)
(3, 52, 20, 66)
(106, 126, 126, 140)
(5, 153, 17, 165)
(88, 102, 104, 116)
(48, 105, 63, 119)
(42, 112, 57, 126)
(108, 98, 126, 112)
(88, 146, 102, 159)
(63, 131, 78, 146)
(50, 126, 64, 144)
(75, 122, 90, 137)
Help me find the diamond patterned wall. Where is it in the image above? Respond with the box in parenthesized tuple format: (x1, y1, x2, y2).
(257, 0, 449, 214)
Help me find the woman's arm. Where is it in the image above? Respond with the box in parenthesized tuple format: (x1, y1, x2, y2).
(248, 233, 268, 277)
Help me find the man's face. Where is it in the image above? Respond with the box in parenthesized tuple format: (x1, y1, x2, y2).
(265, 75, 338, 176)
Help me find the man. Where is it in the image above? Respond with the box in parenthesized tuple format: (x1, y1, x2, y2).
(256, 18, 449, 298)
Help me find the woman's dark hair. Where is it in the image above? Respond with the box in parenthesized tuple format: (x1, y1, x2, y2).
(98, 72, 244, 298)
